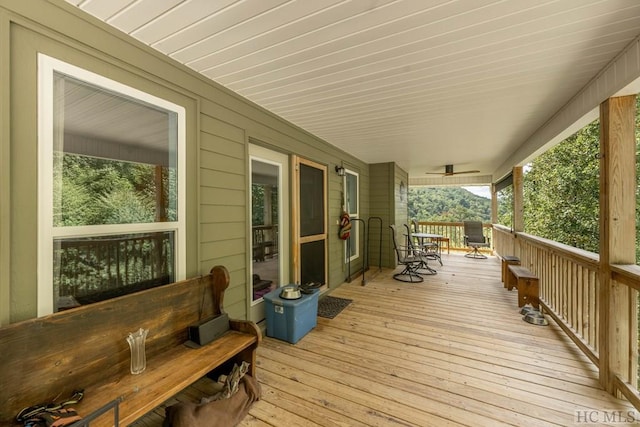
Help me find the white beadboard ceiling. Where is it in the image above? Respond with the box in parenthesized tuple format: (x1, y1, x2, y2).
(66, 0, 640, 181)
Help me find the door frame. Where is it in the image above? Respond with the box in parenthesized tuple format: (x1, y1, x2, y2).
(291, 155, 328, 286)
(248, 144, 289, 323)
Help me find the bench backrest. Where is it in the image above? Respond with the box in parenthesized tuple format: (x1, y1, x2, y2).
(0, 266, 230, 423)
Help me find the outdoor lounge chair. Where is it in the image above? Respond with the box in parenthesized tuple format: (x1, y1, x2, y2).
(463, 220, 490, 259)
(389, 224, 424, 282)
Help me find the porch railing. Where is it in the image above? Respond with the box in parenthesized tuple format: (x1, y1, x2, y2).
(54, 233, 174, 309)
(415, 221, 492, 252)
(494, 224, 640, 407)
(252, 225, 278, 262)
(494, 225, 601, 362)
(520, 232, 600, 363)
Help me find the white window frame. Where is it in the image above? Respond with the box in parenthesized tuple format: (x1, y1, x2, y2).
(37, 54, 186, 316)
(344, 168, 359, 262)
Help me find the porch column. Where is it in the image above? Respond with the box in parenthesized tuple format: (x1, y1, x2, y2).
(490, 183, 498, 224)
(599, 95, 637, 394)
(512, 166, 523, 233)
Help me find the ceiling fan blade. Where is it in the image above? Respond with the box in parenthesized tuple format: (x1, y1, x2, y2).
(424, 165, 480, 176)
(451, 170, 480, 175)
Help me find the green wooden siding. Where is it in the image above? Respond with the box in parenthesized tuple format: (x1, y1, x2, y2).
(0, 0, 389, 323)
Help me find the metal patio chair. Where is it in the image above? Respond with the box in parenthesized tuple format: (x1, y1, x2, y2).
(389, 224, 424, 282)
(463, 220, 490, 259)
(404, 223, 437, 274)
(411, 220, 442, 266)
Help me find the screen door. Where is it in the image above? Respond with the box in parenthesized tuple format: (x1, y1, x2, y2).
(292, 156, 327, 286)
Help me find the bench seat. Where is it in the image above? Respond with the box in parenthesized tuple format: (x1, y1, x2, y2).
(0, 265, 260, 426)
(508, 265, 540, 309)
(501, 255, 521, 287)
(79, 330, 257, 426)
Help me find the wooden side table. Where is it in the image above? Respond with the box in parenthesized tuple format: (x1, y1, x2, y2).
(436, 237, 450, 254)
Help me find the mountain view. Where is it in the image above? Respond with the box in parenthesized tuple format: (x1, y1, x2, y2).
(408, 186, 491, 222)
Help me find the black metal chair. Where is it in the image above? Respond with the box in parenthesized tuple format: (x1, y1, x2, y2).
(404, 223, 437, 274)
(411, 220, 442, 266)
(389, 224, 424, 282)
(463, 220, 490, 259)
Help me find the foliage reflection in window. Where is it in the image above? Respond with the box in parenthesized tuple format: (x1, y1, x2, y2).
(39, 55, 185, 314)
(251, 183, 278, 226)
(54, 154, 176, 226)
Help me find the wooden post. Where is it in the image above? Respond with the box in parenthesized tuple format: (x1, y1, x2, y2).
(491, 183, 498, 253)
(512, 166, 523, 233)
(511, 166, 524, 260)
(264, 185, 272, 226)
(599, 95, 637, 395)
(154, 165, 167, 222)
(490, 183, 498, 225)
(153, 165, 167, 277)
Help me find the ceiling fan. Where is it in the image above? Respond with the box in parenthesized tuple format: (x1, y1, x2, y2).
(425, 164, 480, 176)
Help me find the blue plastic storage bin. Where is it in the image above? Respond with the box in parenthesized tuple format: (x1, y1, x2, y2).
(263, 286, 319, 344)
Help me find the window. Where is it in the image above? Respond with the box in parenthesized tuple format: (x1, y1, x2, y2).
(344, 169, 359, 261)
(38, 55, 185, 315)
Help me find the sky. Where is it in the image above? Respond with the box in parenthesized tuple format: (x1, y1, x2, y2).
(463, 185, 491, 199)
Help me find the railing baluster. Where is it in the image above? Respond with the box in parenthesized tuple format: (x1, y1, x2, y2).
(494, 225, 601, 362)
(53, 233, 173, 310)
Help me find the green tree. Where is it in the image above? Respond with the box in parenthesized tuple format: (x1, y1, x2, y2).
(521, 96, 640, 259)
(98, 186, 154, 224)
(523, 121, 600, 252)
(55, 154, 166, 226)
(497, 186, 513, 228)
(252, 184, 265, 226)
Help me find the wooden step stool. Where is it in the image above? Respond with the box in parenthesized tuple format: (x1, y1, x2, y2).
(508, 265, 539, 309)
(501, 255, 521, 288)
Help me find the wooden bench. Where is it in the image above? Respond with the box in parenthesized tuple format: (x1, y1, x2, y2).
(507, 265, 540, 309)
(501, 255, 521, 288)
(0, 265, 261, 427)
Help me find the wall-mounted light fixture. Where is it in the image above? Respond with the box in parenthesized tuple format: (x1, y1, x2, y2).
(335, 165, 346, 177)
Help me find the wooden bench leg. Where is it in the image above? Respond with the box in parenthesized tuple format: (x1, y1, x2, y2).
(502, 257, 520, 288)
(506, 268, 517, 291)
(517, 277, 539, 309)
(502, 260, 508, 286)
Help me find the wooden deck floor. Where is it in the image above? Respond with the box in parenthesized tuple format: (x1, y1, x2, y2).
(137, 254, 635, 426)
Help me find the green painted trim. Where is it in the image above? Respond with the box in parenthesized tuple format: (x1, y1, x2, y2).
(194, 98, 202, 275)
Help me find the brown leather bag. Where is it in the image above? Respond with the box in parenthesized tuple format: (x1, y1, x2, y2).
(163, 375, 261, 427)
